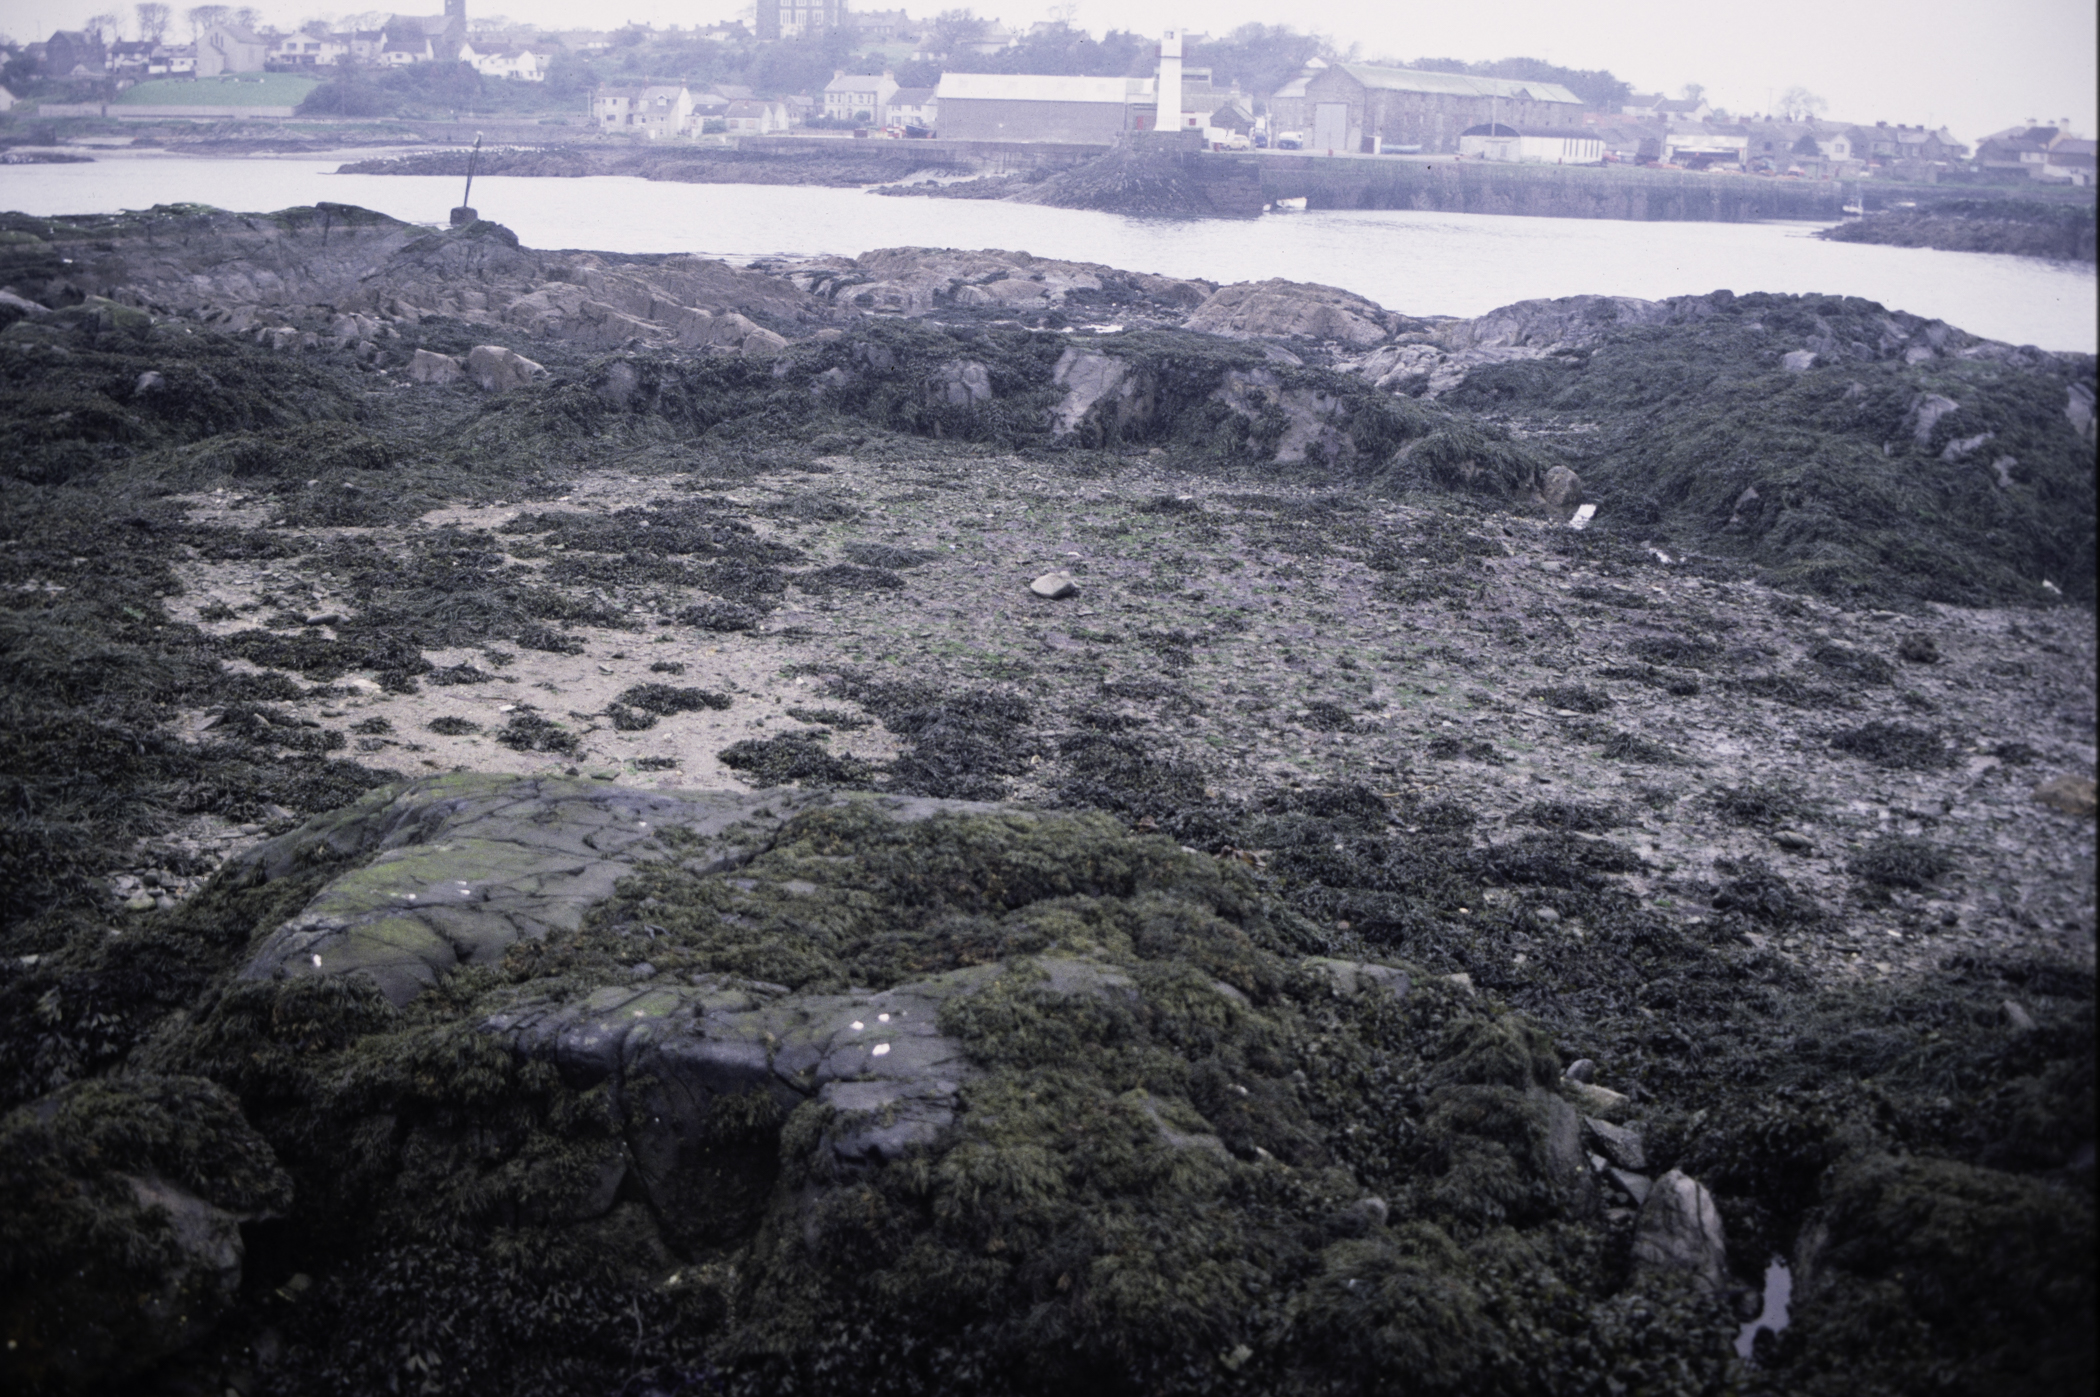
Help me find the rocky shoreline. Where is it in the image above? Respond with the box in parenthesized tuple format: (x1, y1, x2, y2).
(338, 141, 978, 188)
(1817, 198, 2098, 262)
(1, 203, 2092, 1397)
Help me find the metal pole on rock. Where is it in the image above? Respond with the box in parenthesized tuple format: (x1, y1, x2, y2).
(450, 133, 483, 227)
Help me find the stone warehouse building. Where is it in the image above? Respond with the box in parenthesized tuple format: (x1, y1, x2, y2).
(1273, 62, 1585, 154)
(932, 73, 1159, 144)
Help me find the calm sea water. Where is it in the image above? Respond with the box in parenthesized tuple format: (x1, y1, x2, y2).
(5, 154, 2093, 352)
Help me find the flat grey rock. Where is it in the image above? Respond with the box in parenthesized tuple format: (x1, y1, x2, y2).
(1583, 1115, 1647, 1171)
(1303, 956, 1411, 999)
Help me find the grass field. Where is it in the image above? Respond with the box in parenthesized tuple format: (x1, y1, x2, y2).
(113, 73, 320, 106)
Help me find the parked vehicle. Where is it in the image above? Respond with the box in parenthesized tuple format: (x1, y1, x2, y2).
(1275, 131, 1303, 150)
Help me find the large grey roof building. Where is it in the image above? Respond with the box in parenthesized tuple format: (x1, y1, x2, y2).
(1275, 62, 1586, 154)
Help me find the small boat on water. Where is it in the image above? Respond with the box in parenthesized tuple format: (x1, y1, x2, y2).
(1267, 196, 1308, 213)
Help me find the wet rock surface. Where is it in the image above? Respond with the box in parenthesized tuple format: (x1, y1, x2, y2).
(0, 206, 2092, 1397)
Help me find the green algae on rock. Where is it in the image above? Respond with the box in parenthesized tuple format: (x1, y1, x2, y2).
(14, 775, 1732, 1394)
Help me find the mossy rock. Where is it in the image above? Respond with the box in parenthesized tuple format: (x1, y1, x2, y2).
(61, 774, 1753, 1394)
(1783, 1151, 2096, 1393)
(0, 1075, 290, 1394)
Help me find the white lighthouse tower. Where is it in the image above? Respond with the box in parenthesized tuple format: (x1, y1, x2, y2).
(1156, 28, 1183, 133)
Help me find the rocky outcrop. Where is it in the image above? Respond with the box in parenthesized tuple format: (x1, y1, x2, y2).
(929, 358, 993, 406)
(1009, 140, 1265, 218)
(1344, 289, 2059, 399)
(1044, 347, 1357, 462)
(2067, 382, 2096, 440)
(484, 965, 992, 1188)
(1342, 293, 1702, 399)
(1816, 200, 2098, 262)
(762, 246, 1210, 323)
(1185, 278, 1411, 348)
(1212, 367, 1355, 463)
(0, 203, 840, 360)
(1048, 348, 1146, 440)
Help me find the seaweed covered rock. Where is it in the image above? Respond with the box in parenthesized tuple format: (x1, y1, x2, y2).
(82, 774, 1756, 1394)
(0, 204, 843, 361)
(0, 1075, 290, 1393)
(1010, 141, 1260, 219)
(1436, 289, 2098, 605)
(1815, 199, 2098, 262)
(231, 775, 869, 1005)
(1782, 1151, 2095, 1393)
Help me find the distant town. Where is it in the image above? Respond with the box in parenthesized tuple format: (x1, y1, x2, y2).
(1, 2, 2092, 186)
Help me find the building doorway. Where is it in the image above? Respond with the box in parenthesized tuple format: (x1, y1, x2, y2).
(1313, 103, 1349, 154)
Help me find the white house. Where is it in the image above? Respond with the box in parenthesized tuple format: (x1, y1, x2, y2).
(823, 71, 899, 125)
(272, 32, 347, 66)
(887, 86, 937, 130)
(0, 86, 15, 113)
(595, 84, 693, 138)
(380, 35, 434, 65)
(723, 98, 789, 134)
(1458, 123, 1606, 163)
(460, 42, 546, 81)
(146, 43, 196, 75)
(196, 23, 268, 76)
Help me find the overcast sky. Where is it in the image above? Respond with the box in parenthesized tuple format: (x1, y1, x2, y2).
(36, 0, 2097, 143)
